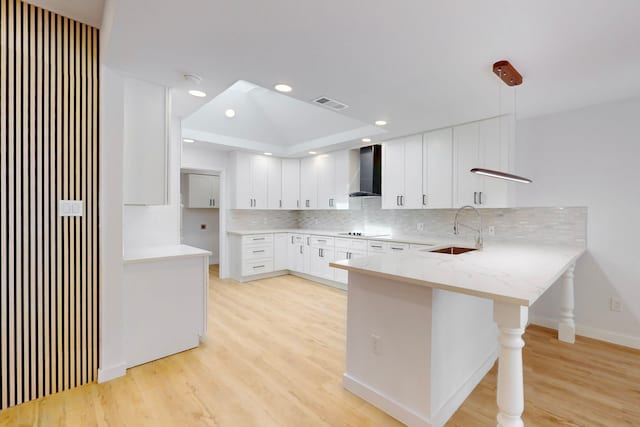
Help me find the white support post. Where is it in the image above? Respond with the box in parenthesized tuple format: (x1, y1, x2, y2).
(493, 302, 528, 427)
(558, 263, 576, 343)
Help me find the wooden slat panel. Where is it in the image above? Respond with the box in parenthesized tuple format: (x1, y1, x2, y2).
(0, 0, 99, 409)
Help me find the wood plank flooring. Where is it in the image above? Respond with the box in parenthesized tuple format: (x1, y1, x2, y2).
(0, 266, 638, 426)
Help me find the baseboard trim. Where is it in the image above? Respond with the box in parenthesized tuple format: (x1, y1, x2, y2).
(343, 374, 430, 427)
(290, 272, 347, 291)
(343, 349, 497, 427)
(429, 349, 498, 427)
(530, 315, 640, 350)
(97, 362, 127, 383)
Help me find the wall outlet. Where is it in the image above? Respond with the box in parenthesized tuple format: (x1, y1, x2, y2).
(370, 334, 380, 355)
(417, 223, 424, 231)
(486, 225, 495, 236)
(200, 224, 207, 230)
(609, 297, 623, 312)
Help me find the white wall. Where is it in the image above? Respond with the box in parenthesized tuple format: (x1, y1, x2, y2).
(516, 97, 640, 348)
(181, 208, 220, 264)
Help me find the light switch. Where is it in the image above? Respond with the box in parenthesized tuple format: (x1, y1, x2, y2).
(59, 200, 83, 217)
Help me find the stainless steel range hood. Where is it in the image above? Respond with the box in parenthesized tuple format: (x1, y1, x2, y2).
(349, 145, 381, 197)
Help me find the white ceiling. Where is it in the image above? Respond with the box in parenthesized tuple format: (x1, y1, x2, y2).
(182, 80, 385, 156)
(25, 0, 104, 28)
(104, 0, 640, 147)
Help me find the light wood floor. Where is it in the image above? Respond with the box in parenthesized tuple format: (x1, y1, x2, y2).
(1, 266, 639, 426)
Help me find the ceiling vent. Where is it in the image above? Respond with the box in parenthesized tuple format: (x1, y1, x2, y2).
(312, 96, 349, 111)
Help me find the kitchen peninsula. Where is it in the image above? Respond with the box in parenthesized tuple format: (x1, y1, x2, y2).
(331, 242, 585, 427)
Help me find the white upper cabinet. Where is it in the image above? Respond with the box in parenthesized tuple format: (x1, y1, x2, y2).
(281, 159, 300, 209)
(382, 135, 423, 209)
(185, 174, 219, 208)
(316, 154, 335, 209)
(315, 150, 359, 210)
(300, 157, 318, 209)
(423, 128, 453, 208)
(230, 152, 269, 209)
(267, 157, 283, 209)
(123, 76, 168, 205)
(453, 117, 512, 208)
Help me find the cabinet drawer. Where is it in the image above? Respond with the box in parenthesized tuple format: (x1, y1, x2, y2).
(242, 243, 274, 260)
(310, 236, 334, 247)
(388, 242, 409, 252)
(335, 238, 367, 250)
(242, 234, 273, 245)
(242, 259, 274, 276)
(367, 241, 389, 253)
(409, 243, 435, 251)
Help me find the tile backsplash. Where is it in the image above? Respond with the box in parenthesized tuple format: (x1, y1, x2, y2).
(230, 199, 587, 246)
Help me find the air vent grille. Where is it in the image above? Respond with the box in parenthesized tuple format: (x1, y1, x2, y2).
(313, 96, 349, 111)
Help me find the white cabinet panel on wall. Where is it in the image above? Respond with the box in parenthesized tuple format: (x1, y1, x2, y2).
(453, 117, 511, 208)
(422, 128, 453, 209)
(186, 174, 219, 208)
(274, 233, 289, 271)
(267, 157, 283, 209)
(230, 152, 270, 209)
(281, 159, 301, 209)
(300, 157, 318, 209)
(381, 135, 423, 209)
(123, 76, 168, 205)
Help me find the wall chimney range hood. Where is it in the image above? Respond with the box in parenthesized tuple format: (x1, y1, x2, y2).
(350, 145, 382, 197)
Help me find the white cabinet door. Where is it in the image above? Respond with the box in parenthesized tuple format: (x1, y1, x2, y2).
(251, 155, 269, 209)
(453, 122, 481, 207)
(123, 77, 168, 205)
(282, 159, 300, 209)
(274, 233, 288, 271)
(233, 152, 253, 209)
(423, 128, 453, 209)
(403, 137, 424, 209)
(316, 154, 335, 209)
(333, 149, 358, 209)
(210, 175, 220, 208)
(267, 157, 283, 209)
(478, 117, 510, 208)
(333, 249, 349, 284)
(300, 157, 318, 209)
(187, 174, 217, 208)
(382, 141, 405, 209)
(287, 234, 305, 272)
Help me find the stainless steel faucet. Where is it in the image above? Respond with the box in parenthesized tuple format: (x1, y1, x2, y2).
(453, 205, 483, 249)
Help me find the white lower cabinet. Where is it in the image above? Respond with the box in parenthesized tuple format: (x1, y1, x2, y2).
(308, 236, 335, 280)
(333, 238, 368, 284)
(274, 233, 289, 271)
(229, 233, 275, 280)
(287, 234, 307, 273)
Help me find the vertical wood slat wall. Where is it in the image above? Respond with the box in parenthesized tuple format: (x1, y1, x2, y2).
(0, 0, 99, 409)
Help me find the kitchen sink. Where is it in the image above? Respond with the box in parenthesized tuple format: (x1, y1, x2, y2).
(429, 246, 477, 255)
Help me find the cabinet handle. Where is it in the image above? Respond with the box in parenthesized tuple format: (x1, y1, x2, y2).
(306, 199, 310, 208)
(478, 192, 483, 205)
(347, 252, 351, 260)
(300, 246, 303, 254)
(319, 248, 323, 257)
(317, 239, 326, 243)
(212, 199, 215, 207)
(279, 199, 282, 208)
(291, 236, 294, 244)
(473, 192, 478, 205)
(371, 245, 382, 248)
(253, 250, 265, 253)
(253, 265, 265, 269)
(391, 247, 404, 250)
(297, 200, 300, 208)
(307, 237, 310, 245)
(422, 194, 427, 206)
(252, 237, 265, 241)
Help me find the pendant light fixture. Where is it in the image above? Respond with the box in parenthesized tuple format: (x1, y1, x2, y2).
(470, 60, 532, 184)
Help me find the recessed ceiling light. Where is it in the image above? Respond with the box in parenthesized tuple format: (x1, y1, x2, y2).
(308, 151, 317, 155)
(375, 120, 387, 126)
(274, 83, 292, 93)
(188, 89, 207, 98)
(264, 152, 272, 156)
(225, 109, 236, 118)
(362, 138, 372, 143)
(183, 138, 195, 143)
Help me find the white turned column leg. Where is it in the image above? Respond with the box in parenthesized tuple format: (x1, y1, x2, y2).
(558, 263, 576, 343)
(494, 302, 528, 427)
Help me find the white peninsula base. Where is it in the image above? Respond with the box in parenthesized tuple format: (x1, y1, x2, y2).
(344, 272, 499, 427)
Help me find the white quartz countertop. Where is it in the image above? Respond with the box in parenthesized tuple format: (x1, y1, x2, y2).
(123, 245, 212, 264)
(330, 242, 585, 306)
(227, 229, 456, 246)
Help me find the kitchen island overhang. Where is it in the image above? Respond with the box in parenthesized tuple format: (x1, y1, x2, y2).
(331, 242, 585, 427)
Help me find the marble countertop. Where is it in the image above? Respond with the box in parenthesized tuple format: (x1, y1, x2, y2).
(123, 245, 212, 264)
(330, 242, 585, 306)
